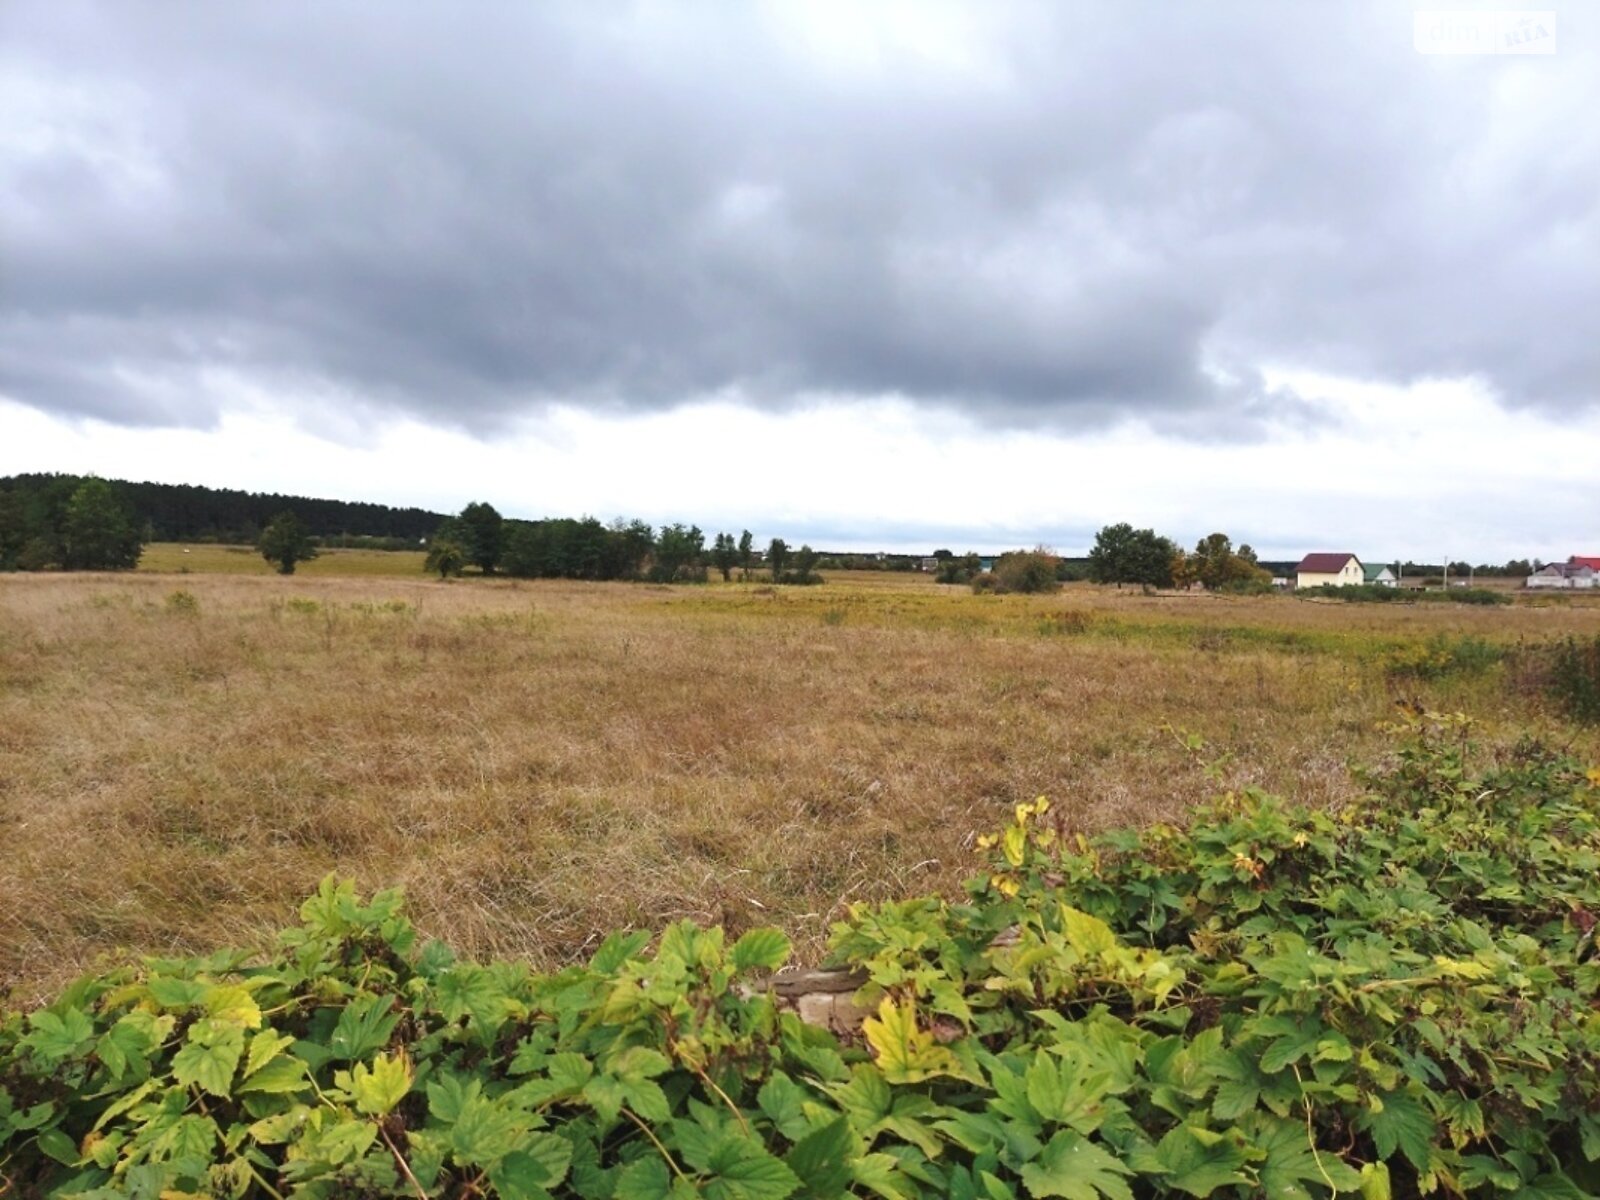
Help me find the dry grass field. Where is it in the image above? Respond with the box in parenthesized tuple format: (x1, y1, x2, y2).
(137, 541, 426, 576)
(3, 563, 1598, 1003)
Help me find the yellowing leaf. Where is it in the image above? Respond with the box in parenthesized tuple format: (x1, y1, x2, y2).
(1060, 906, 1117, 958)
(351, 1050, 413, 1116)
(236, 1055, 309, 1095)
(1002, 824, 1028, 868)
(861, 997, 962, 1084)
(202, 985, 262, 1029)
(244, 1029, 295, 1079)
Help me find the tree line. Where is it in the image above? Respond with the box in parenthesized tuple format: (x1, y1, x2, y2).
(0, 473, 1560, 584)
(0, 473, 443, 570)
(0, 476, 144, 571)
(1085, 524, 1273, 592)
(416, 503, 824, 585)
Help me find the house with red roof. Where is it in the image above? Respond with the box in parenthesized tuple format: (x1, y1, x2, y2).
(1570, 555, 1600, 572)
(1295, 552, 1364, 589)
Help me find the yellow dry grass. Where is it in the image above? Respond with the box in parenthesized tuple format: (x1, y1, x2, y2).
(2, 569, 1596, 1003)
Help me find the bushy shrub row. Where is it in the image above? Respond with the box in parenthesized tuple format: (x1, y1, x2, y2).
(3, 714, 1598, 1198)
(1299, 586, 1508, 606)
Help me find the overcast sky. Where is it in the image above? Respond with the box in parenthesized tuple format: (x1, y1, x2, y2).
(2, 2, 1595, 560)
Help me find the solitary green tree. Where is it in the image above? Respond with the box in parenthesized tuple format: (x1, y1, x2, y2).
(711, 532, 738, 581)
(457, 502, 504, 575)
(1088, 523, 1176, 590)
(425, 537, 467, 579)
(791, 543, 821, 583)
(1190, 532, 1235, 590)
(738, 530, 754, 580)
(258, 511, 318, 575)
(1187, 532, 1271, 591)
(767, 537, 789, 581)
(62, 478, 142, 570)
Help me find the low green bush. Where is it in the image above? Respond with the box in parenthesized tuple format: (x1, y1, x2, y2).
(1299, 585, 1508, 607)
(164, 590, 200, 616)
(1380, 634, 1503, 680)
(1216, 577, 1274, 596)
(1300, 584, 1407, 603)
(3, 713, 1598, 1198)
(1438, 588, 1508, 606)
(1529, 635, 1600, 724)
(975, 552, 1061, 595)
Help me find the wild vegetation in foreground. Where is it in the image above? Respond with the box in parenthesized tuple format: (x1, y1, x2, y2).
(3, 712, 1598, 1198)
(4, 571, 1600, 1013)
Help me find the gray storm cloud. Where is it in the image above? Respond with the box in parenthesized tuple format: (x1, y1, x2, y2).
(1, 1, 1595, 434)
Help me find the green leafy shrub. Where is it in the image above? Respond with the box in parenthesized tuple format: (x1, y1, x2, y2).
(1298, 585, 1405, 603)
(1380, 634, 1503, 680)
(1438, 588, 1508, 606)
(938, 554, 982, 585)
(981, 552, 1061, 595)
(164, 590, 200, 616)
(1528, 635, 1600, 724)
(1216, 577, 1274, 596)
(4, 714, 1599, 1198)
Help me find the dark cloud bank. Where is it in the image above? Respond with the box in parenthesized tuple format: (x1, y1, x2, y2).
(2, 2, 1595, 436)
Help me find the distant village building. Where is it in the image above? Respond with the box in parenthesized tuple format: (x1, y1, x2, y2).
(1526, 562, 1598, 589)
(1363, 564, 1398, 587)
(1295, 552, 1364, 589)
(920, 557, 940, 572)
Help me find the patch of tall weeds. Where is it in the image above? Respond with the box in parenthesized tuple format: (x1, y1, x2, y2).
(1521, 634, 1600, 724)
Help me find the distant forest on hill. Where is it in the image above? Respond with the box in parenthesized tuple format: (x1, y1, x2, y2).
(0, 473, 446, 547)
